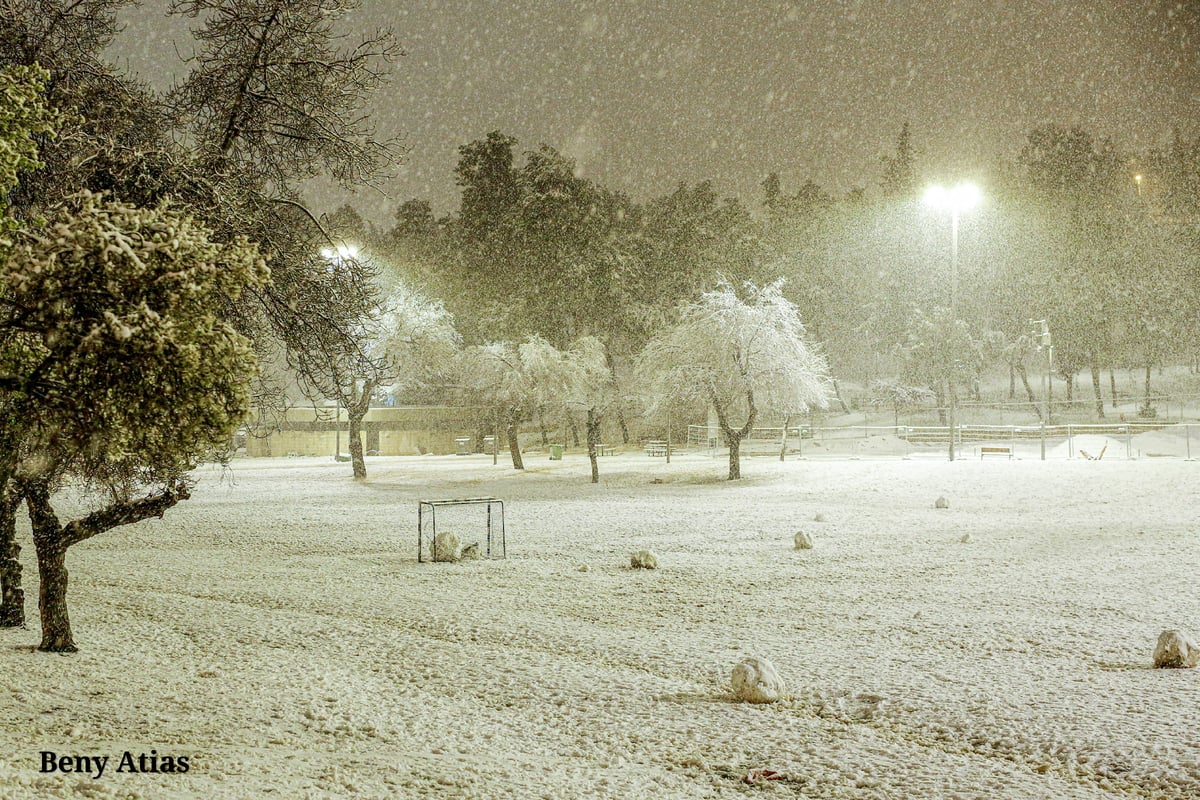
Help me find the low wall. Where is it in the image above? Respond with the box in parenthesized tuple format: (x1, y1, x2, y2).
(245, 406, 483, 457)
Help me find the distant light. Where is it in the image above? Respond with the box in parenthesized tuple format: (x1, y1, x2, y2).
(320, 247, 335, 259)
(338, 244, 359, 259)
(924, 182, 981, 212)
(1134, 174, 1143, 184)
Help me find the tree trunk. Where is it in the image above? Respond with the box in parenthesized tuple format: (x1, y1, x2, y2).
(537, 407, 549, 447)
(726, 432, 743, 479)
(347, 407, 367, 479)
(35, 539, 73, 652)
(21, 478, 188, 653)
(1110, 369, 1118, 409)
(0, 483, 24, 627)
(934, 385, 947, 425)
(830, 378, 850, 414)
(712, 391, 756, 480)
(1089, 356, 1105, 419)
(1009, 364, 1016, 400)
(604, 347, 631, 444)
(24, 481, 74, 652)
(586, 408, 600, 484)
(1065, 371, 1074, 404)
(1144, 364, 1152, 406)
(506, 420, 524, 470)
(1016, 363, 1042, 421)
(567, 411, 581, 448)
(345, 379, 372, 480)
(779, 414, 790, 462)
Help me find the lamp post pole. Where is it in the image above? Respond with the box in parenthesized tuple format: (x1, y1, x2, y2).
(948, 207, 959, 462)
(924, 183, 980, 462)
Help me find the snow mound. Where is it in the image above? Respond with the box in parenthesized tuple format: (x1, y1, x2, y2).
(630, 549, 658, 569)
(794, 531, 814, 550)
(935, 496, 949, 509)
(431, 531, 461, 562)
(1153, 629, 1200, 668)
(731, 656, 785, 704)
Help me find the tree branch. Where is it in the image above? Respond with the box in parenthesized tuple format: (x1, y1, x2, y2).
(59, 483, 191, 548)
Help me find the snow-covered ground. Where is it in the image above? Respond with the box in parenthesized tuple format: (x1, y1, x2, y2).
(1, 452, 1198, 799)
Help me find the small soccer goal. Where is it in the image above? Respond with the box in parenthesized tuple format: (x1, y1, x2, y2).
(417, 497, 506, 563)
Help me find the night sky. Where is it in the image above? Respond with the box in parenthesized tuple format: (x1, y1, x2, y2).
(110, 1, 1200, 224)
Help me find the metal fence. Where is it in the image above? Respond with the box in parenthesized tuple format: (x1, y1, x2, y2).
(686, 422, 1200, 460)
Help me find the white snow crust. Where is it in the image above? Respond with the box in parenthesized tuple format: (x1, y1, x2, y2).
(1, 452, 1198, 798)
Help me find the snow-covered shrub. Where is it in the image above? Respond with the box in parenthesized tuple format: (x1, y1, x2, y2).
(794, 531, 814, 550)
(460, 542, 481, 561)
(935, 496, 949, 509)
(630, 550, 658, 569)
(1153, 630, 1200, 668)
(431, 532, 461, 563)
(731, 656, 785, 704)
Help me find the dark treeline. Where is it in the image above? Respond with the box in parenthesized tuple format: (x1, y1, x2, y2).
(332, 124, 1200, 420)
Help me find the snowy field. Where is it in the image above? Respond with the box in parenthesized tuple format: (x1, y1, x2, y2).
(1, 452, 1198, 799)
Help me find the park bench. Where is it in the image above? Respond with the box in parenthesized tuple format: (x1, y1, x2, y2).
(596, 443, 615, 456)
(645, 440, 667, 457)
(979, 445, 1013, 460)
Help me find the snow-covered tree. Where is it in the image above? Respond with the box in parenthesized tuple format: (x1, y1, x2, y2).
(456, 341, 534, 470)
(519, 335, 616, 483)
(565, 337, 621, 484)
(298, 280, 459, 479)
(897, 307, 977, 425)
(0, 62, 57, 627)
(455, 335, 595, 472)
(0, 192, 267, 651)
(636, 280, 830, 480)
(0, 64, 54, 216)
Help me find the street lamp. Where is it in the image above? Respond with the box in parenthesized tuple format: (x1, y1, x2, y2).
(320, 243, 359, 267)
(924, 182, 981, 461)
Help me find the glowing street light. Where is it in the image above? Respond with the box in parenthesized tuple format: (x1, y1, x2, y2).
(924, 182, 981, 461)
(320, 243, 359, 265)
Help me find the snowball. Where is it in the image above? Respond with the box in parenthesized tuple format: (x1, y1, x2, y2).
(577, 564, 590, 573)
(431, 531, 461, 563)
(460, 542, 481, 561)
(1153, 630, 1200, 668)
(630, 550, 658, 569)
(731, 656, 785, 704)
(935, 496, 949, 509)
(793, 531, 814, 550)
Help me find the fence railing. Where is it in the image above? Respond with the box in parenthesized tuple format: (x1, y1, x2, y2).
(685, 423, 1200, 460)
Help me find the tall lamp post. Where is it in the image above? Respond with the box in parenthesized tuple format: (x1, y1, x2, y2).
(923, 182, 981, 461)
(320, 244, 359, 459)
